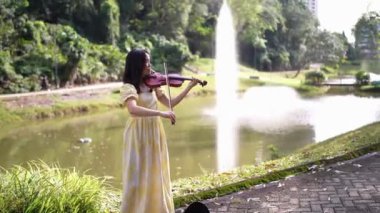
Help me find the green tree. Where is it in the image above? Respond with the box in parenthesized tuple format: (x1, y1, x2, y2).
(229, 0, 284, 68)
(306, 31, 346, 65)
(0, 0, 29, 51)
(305, 70, 325, 85)
(28, 0, 118, 43)
(120, 0, 193, 42)
(185, 0, 217, 57)
(56, 26, 87, 86)
(262, 0, 318, 72)
(98, 0, 120, 45)
(281, 1, 318, 74)
(355, 70, 370, 85)
(27, 0, 72, 22)
(354, 11, 380, 60)
(353, 11, 380, 73)
(149, 35, 193, 72)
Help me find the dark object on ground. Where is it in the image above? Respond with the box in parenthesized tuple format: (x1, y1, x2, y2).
(184, 202, 210, 213)
(249, 75, 259, 79)
(41, 76, 50, 90)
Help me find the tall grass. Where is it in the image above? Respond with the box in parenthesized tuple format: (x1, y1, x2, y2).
(0, 103, 22, 126)
(0, 161, 119, 213)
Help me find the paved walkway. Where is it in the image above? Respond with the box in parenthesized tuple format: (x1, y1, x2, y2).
(176, 152, 380, 213)
(0, 82, 122, 100)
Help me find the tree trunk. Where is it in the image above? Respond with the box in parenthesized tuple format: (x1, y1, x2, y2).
(293, 68, 301, 78)
(60, 59, 79, 87)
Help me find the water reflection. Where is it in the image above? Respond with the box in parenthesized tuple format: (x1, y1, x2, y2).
(237, 125, 314, 163)
(310, 95, 380, 141)
(0, 112, 125, 186)
(235, 86, 380, 142)
(238, 86, 310, 133)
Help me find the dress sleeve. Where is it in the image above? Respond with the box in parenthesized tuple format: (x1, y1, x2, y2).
(154, 87, 165, 98)
(120, 83, 138, 103)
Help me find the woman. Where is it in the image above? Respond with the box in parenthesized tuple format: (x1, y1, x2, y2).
(120, 48, 198, 213)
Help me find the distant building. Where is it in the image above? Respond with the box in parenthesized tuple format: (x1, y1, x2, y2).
(301, 0, 318, 16)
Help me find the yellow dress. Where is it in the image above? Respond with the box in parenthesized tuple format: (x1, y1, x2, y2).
(120, 83, 174, 213)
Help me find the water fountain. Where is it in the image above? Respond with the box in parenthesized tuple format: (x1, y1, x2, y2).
(215, 0, 239, 173)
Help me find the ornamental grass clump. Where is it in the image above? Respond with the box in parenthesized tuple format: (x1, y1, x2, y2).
(0, 161, 119, 213)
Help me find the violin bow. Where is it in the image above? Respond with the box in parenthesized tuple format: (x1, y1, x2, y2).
(163, 62, 175, 125)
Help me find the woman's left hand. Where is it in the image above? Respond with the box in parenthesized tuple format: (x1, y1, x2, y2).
(187, 78, 198, 89)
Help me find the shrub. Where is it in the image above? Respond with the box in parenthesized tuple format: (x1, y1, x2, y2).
(305, 70, 326, 85)
(0, 161, 119, 212)
(149, 34, 193, 72)
(321, 66, 335, 74)
(355, 70, 370, 85)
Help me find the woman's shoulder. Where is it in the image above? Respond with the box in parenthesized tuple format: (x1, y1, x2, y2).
(120, 83, 138, 102)
(121, 83, 137, 90)
(120, 83, 137, 93)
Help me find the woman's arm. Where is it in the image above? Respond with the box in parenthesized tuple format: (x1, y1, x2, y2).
(157, 79, 198, 108)
(125, 98, 176, 123)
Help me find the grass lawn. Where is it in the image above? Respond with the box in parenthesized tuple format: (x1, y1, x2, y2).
(184, 58, 326, 97)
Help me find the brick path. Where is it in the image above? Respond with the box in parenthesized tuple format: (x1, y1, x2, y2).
(176, 152, 380, 213)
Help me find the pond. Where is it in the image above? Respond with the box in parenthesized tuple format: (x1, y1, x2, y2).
(1, 86, 380, 189)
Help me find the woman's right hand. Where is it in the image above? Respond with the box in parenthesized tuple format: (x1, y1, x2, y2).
(159, 111, 176, 124)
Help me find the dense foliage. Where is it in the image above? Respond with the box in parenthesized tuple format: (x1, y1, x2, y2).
(353, 11, 380, 73)
(304, 70, 325, 85)
(0, 0, 375, 94)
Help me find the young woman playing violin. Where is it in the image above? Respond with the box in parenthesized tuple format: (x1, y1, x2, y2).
(120, 48, 205, 213)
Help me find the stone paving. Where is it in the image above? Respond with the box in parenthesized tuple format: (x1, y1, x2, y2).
(176, 152, 380, 213)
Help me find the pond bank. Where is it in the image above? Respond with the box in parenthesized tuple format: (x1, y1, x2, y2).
(0, 84, 122, 126)
(0, 80, 218, 126)
(172, 121, 380, 207)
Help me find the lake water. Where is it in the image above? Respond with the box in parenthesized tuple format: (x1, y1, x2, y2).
(1, 86, 380, 189)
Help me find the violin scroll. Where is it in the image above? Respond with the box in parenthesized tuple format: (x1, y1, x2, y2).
(194, 78, 207, 87)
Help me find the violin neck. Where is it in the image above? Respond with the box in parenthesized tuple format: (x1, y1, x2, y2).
(169, 76, 193, 81)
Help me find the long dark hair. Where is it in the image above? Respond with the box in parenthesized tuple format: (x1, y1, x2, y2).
(123, 48, 149, 93)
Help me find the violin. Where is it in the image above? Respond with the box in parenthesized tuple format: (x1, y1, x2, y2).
(143, 71, 207, 88)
